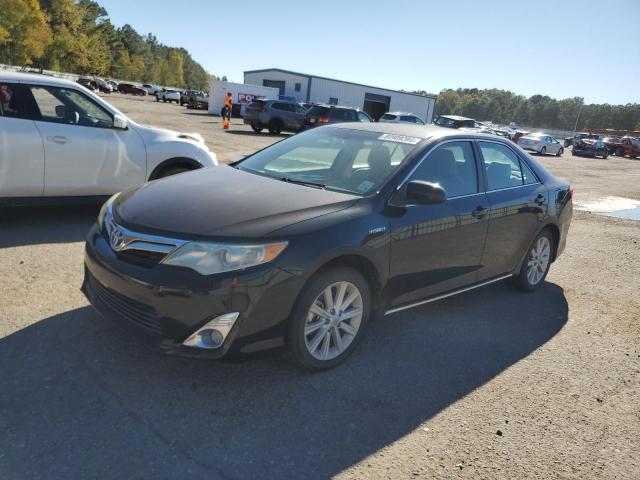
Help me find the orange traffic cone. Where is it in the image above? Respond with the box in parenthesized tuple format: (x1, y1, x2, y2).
(223, 118, 230, 130)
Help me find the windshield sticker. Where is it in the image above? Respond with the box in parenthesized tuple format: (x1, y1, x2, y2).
(357, 180, 375, 192)
(378, 133, 421, 145)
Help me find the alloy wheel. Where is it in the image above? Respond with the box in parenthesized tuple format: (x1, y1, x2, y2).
(304, 281, 363, 361)
(526, 236, 551, 285)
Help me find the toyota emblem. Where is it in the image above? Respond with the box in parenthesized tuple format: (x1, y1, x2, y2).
(109, 227, 126, 251)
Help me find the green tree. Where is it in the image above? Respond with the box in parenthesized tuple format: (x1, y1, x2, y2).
(0, 0, 52, 65)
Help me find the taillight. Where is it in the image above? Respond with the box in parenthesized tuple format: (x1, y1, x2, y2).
(319, 116, 329, 123)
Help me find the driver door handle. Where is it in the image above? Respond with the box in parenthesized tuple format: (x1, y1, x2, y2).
(471, 206, 487, 219)
(46, 136, 69, 144)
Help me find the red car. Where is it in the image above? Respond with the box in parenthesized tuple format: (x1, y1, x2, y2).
(117, 83, 147, 95)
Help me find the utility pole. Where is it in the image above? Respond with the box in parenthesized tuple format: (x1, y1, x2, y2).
(573, 102, 583, 133)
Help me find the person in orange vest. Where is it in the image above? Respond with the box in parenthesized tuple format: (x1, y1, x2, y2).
(223, 92, 233, 123)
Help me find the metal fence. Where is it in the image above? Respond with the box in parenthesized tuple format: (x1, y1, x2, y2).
(0, 64, 81, 82)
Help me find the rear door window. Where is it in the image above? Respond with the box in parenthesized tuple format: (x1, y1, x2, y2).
(479, 142, 528, 190)
(409, 141, 478, 198)
(307, 106, 328, 117)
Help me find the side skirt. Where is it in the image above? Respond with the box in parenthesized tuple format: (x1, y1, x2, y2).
(384, 274, 512, 316)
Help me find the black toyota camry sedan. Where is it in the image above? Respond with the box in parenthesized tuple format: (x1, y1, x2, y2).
(83, 123, 573, 370)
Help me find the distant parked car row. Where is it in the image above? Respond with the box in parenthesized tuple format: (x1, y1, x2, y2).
(243, 100, 374, 134)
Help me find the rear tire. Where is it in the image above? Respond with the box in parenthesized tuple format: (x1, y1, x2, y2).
(616, 147, 624, 157)
(268, 119, 283, 135)
(251, 125, 263, 133)
(540, 146, 547, 155)
(288, 267, 371, 371)
(513, 229, 555, 292)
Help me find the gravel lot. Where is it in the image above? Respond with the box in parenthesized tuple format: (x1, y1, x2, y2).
(1, 94, 639, 480)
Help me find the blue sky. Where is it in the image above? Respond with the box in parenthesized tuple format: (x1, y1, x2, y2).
(100, 0, 640, 104)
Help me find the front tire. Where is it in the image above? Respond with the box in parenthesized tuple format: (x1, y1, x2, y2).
(288, 267, 371, 371)
(513, 229, 554, 292)
(251, 125, 263, 133)
(556, 148, 563, 157)
(616, 147, 624, 157)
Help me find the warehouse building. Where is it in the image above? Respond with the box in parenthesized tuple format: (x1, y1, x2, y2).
(244, 68, 436, 123)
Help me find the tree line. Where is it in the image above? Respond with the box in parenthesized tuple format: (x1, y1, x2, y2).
(0, 0, 214, 90)
(410, 88, 640, 132)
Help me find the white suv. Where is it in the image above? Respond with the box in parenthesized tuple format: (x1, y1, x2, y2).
(379, 112, 425, 125)
(0, 72, 217, 202)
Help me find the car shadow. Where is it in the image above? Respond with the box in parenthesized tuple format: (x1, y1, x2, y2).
(0, 205, 99, 248)
(0, 281, 568, 479)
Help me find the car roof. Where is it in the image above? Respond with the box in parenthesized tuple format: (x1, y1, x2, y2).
(331, 122, 506, 141)
(439, 114, 475, 121)
(0, 71, 79, 88)
(386, 112, 415, 116)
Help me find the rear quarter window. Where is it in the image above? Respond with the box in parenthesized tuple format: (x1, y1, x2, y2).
(307, 106, 329, 116)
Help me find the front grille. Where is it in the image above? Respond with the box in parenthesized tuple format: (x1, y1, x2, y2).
(116, 249, 167, 267)
(88, 273, 162, 335)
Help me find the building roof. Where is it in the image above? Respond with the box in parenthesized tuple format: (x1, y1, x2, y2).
(244, 68, 437, 100)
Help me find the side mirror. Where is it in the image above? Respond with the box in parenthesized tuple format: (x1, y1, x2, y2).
(113, 114, 128, 130)
(55, 105, 66, 118)
(406, 180, 446, 205)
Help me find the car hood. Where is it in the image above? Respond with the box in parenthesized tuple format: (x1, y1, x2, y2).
(114, 165, 359, 239)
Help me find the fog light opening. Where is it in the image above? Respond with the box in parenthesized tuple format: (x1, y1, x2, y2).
(182, 312, 239, 350)
(198, 329, 224, 348)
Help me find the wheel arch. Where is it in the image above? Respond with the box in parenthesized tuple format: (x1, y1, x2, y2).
(542, 223, 561, 262)
(298, 253, 386, 315)
(148, 157, 202, 180)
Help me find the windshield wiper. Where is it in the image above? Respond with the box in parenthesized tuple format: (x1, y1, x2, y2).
(280, 177, 326, 189)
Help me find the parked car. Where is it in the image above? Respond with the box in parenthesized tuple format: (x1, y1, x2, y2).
(572, 139, 609, 158)
(610, 136, 640, 158)
(602, 136, 622, 154)
(511, 130, 531, 144)
(517, 133, 564, 156)
(94, 77, 113, 93)
(379, 112, 425, 125)
(433, 115, 475, 128)
(117, 83, 147, 95)
(185, 91, 209, 110)
(303, 104, 373, 129)
(156, 89, 180, 103)
(82, 123, 572, 370)
(142, 84, 161, 95)
(243, 99, 308, 134)
(77, 76, 98, 91)
(563, 132, 599, 147)
(0, 72, 217, 202)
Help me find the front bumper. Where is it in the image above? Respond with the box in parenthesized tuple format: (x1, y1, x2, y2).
(82, 224, 303, 358)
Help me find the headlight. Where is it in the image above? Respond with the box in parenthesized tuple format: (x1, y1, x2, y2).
(161, 241, 288, 275)
(97, 192, 120, 230)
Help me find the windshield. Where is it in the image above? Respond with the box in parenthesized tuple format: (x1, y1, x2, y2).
(237, 127, 422, 195)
